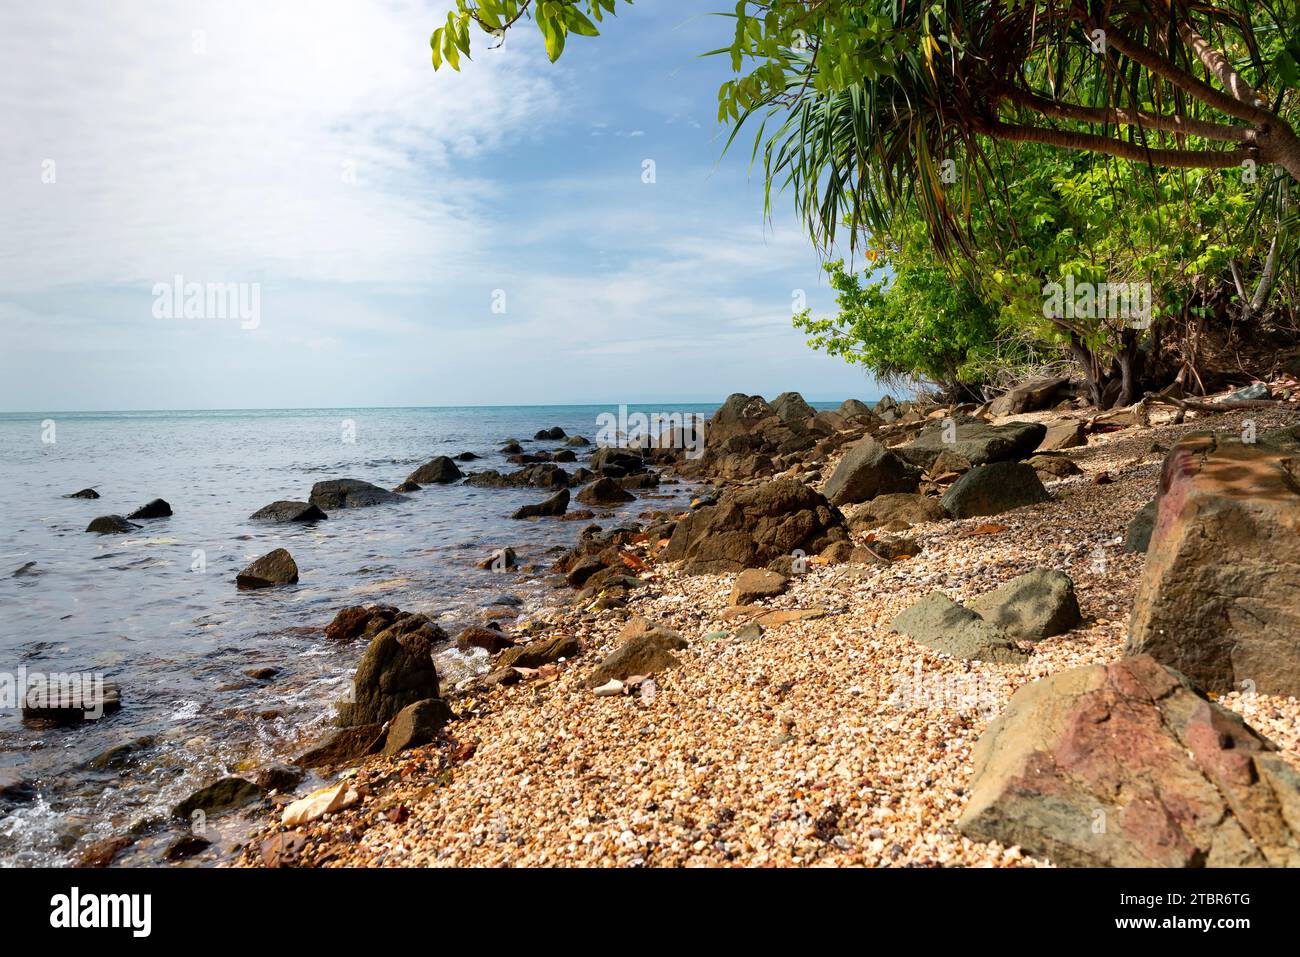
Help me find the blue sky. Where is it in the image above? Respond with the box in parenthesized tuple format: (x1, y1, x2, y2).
(0, 0, 883, 411)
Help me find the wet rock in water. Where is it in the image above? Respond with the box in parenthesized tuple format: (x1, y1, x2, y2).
(249, 500, 327, 523)
(822, 438, 922, 506)
(552, 449, 577, 463)
(512, 487, 569, 519)
(325, 604, 417, 642)
(455, 451, 480, 461)
(85, 515, 140, 534)
(1124, 498, 1158, 553)
(126, 498, 172, 519)
(476, 546, 518, 570)
(394, 479, 421, 492)
(0, 768, 34, 803)
(968, 568, 1081, 641)
(565, 435, 590, 446)
(535, 426, 567, 440)
(500, 441, 524, 454)
(988, 376, 1070, 417)
(496, 634, 580, 670)
(575, 477, 635, 507)
(589, 447, 647, 476)
(172, 777, 266, 820)
(1025, 453, 1083, 478)
(847, 493, 947, 531)
(897, 415, 1046, 470)
(941, 462, 1050, 518)
(308, 478, 400, 509)
(1126, 433, 1300, 696)
(381, 698, 451, 757)
(617, 471, 659, 490)
(23, 680, 121, 723)
(65, 488, 100, 499)
(295, 725, 385, 769)
(585, 617, 687, 688)
(959, 655, 1300, 866)
(235, 548, 299, 589)
(336, 620, 443, 728)
(729, 569, 789, 605)
(407, 456, 463, 485)
(889, 592, 1027, 663)
(11, 561, 38, 577)
(163, 833, 211, 861)
(456, 624, 515, 654)
(467, 463, 571, 490)
(85, 735, 155, 771)
(1039, 419, 1086, 451)
(244, 666, 278, 681)
(662, 478, 850, 574)
(1228, 382, 1272, 401)
(255, 764, 304, 792)
(79, 835, 133, 868)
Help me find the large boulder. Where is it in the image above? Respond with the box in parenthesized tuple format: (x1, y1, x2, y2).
(336, 614, 445, 727)
(250, 500, 327, 523)
(941, 462, 1050, 518)
(575, 477, 635, 506)
(959, 655, 1300, 867)
(309, 479, 400, 509)
(988, 377, 1070, 417)
(897, 415, 1046, 470)
(662, 479, 849, 574)
(822, 438, 922, 506)
(235, 549, 299, 589)
(968, 568, 1081, 641)
(1126, 434, 1300, 696)
(406, 456, 462, 485)
(682, 393, 821, 481)
(889, 592, 1027, 663)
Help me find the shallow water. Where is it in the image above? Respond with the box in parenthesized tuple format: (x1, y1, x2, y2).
(0, 404, 728, 865)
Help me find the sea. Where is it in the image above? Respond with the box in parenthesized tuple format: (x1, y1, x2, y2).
(0, 401, 856, 866)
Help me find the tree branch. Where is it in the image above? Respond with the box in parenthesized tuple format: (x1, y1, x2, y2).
(983, 117, 1254, 169)
(1003, 87, 1253, 142)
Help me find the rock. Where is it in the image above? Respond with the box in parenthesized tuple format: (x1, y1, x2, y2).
(822, 438, 922, 506)
(235, 548, 299, 589)
(0, 768, 34, 802)
(512, 487, 570, 519)
(592, 679, 625, 697)
(500, 441, 523, 454)
(466, 464, 570, 489)
(565, 435, 590, 446)
(255, 764, 304, 792)
(126, 498, 172, 519)
(662, 478, 850, 574)
(868, 535, 922, 562)
(324, 604, 435, 643)
(575, 477, 635, 506)
(988, 377, 1070, 416)
(394, 479, 421, 493)
(79, 836, 133, 868)
(897, 415, 1046, 470)
(589, 447, 646, 476)
(295, 725, 385, 768)
(1124, 499, 1158, 552)
(928, 448, 971, 475)
(85, 735, 155, 771)
(12, 561, 38, 578)
(336, 616, 444, 727)
(584, 618, 687, 688)
(259, 832, 307, 868)
(968, 568, 1081, 641)
(496, 634, 580, 670)
(455, 451, 480, 461)
(281, 782, 359, 827)
(172, 777, 266, 819)
(85, 515, 139, 534)
(959, 655, 1300, 867)
(889, 592, 1027, 663)
(1126, 434, 1300, 696)
(249, 500, 327, 523)
(407, 456, 463, 484)
(476, 547, 518, 570)
(381, 698, 451, 757)
(837, 398, 876, 420)
(456, 624, 515, 654)
(1040, 419, 1086, 451)
(875, 395, 898, 414)
(163, 833, 211, 861)
(1025, 453, 1083, 478)
(23, 681, 121, 723)
(1228, 382, 1272, 401)
(846, 493, 947, 531)
(771, 391, 818, 425)
(65, 488, 100, 499)
(308, 478, 400, 509)
(535, 427, 567, 440)
(729, 569, 789, 605)
(941, 462, 1050, 518)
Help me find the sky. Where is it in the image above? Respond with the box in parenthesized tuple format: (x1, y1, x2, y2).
(0, 0, 883, 411)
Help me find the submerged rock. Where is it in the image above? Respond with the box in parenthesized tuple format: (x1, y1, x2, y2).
(172, 777, 266, 820)
(236, 548, 299, 589)
(406, 456, 463, 485)
(512, 488, 569, 519)
(126, 498, 172, 519)
(65, 488, 100, 499)
(249, 500, 327, 523)
(85, 515, 139, 534)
